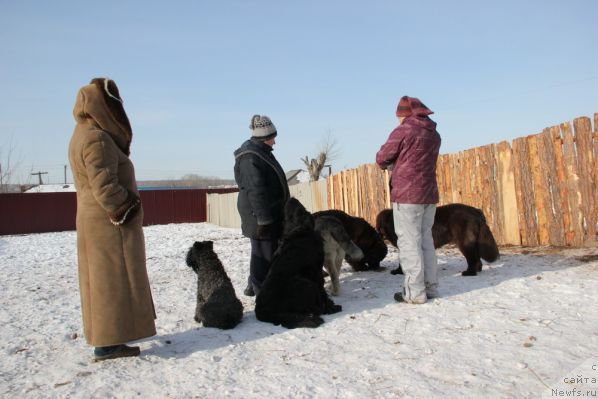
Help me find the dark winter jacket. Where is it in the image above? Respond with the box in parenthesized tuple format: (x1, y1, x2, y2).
(234, 138, 290, 239)
(376, 115, 441, 204)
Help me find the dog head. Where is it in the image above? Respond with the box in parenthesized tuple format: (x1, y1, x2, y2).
(346, 218, 388, 270)
(283, 198, 314, 236)
(185, 240, 215, 273)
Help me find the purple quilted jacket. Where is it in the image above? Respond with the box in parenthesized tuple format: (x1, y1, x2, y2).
(376, 115, 441, 204)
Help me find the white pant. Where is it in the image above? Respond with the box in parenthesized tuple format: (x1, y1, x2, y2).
(393, 203, 438, 302)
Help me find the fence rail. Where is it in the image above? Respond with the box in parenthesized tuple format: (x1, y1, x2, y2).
(0, 188, 236, 236)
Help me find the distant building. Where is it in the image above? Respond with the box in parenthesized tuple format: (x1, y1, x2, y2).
(285, 169, 311, 185)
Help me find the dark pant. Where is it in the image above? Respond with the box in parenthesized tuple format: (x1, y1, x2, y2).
(249, 238, 279, 295)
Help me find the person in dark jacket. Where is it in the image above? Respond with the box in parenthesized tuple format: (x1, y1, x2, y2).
(234, 115, 290, 296)
(376, 96, 441, 304)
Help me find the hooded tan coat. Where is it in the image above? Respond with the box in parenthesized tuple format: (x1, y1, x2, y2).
(68, 80, 156, 347)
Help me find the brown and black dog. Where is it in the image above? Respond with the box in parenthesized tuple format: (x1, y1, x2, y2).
(314, 210, 388, 271)
(376, 204, 499, 276)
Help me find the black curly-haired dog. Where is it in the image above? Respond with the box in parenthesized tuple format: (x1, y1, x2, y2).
(255, 198, 342, 329)
(313, 209, 388, 271)
(376, 203, 500, 276)
(185, 241, 243, 329)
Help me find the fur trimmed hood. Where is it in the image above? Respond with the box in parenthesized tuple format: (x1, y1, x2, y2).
(73, 78, 133, 155)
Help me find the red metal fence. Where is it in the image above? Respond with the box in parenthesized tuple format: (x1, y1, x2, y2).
(0, 188, 237, 236)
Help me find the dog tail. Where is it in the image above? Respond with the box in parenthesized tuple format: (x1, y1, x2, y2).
(478, 223, 500, 263)
(376, 209, 398, 247)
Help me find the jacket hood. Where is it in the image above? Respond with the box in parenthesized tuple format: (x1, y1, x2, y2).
(234, 138, 272, 158)
(403, 115, 437, 132)
(73, 79, 133, 155)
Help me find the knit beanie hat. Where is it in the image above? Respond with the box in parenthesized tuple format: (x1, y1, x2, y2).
(250, 115, 277, 140)
(396, 96, 434, 117)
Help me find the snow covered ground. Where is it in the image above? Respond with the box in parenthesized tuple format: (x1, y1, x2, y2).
(0, 223, 596, 398)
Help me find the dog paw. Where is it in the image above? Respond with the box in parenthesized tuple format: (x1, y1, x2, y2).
(461, 270, 478, 276)
(289, 315, 324, 329)
(326, 304, 342, 314)
(325, 283, 340, 296)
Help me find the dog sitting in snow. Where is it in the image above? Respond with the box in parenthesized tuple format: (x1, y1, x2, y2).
(376, 203, 500, 276)
(255, 198, 342, 329)
(185, 241, 243, 329)
(313, 209, 388, 271)
(314, 214, 363, 295)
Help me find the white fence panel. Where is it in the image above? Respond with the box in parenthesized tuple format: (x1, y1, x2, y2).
(206, 180, 328, 228)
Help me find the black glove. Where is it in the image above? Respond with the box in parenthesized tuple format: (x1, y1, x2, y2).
(256, 223, 273, 240)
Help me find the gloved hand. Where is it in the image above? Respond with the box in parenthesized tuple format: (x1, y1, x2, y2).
(109, 192, 141, 226)
(256, 223, 273, 240)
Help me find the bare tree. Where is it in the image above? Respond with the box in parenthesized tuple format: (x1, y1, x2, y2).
(301, 132, 339, 181)
(0, 138, 21, 192)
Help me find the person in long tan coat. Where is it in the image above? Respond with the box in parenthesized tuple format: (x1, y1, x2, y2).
(68, 78, 156, 361)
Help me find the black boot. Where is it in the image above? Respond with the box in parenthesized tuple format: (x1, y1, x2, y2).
(94, 344, 140, 362)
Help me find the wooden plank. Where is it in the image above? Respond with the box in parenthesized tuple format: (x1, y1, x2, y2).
(512, 136, 538, 246)
(482, 145, 497, 233)
(496, 141, 521, 245)
(462, 149, 474, 206)
(451, 153, 463, 203)
(528, 133, 551, 245)
(548, 125, 573, 245)
(541, 127, 566, 246)
(561, 122, 584, 246)
(540, 126, 569, 246)
(383, 168, 391, 208)
(353, 169, 360, 217)
(573, 117, 596, 244)
(438, 154, 452, 206)
(594, 113, 598, 241)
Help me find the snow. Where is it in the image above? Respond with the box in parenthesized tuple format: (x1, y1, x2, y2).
(0, 223, 596, 398)
(24, 184, 76, 193)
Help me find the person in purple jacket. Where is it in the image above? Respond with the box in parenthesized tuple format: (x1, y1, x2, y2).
(376, 96, 442, 304)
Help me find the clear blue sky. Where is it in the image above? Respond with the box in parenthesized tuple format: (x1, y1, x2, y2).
(1, 0, 597, 184)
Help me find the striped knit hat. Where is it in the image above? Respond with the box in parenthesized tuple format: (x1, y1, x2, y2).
(396, 96, 434, 117)
(249, 115, 277, 140)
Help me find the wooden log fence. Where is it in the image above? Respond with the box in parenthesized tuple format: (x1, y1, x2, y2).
(327, 113, 597, 247)
(206, 113, 596, 248)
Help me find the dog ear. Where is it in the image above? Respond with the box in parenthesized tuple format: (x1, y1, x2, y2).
(185, 247, 199, 273)
(193, 241, 214, 250)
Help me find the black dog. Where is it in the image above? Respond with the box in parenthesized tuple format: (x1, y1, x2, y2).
(186, 241, 243, 329)
(314, 209, 388, 271)
(376, 204, 500, 276)
(255, 198, 342, 329)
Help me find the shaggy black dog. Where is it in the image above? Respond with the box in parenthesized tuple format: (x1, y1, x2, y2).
(376, 203, 500, 276)
(185, 241, 243, 329)
(314, 210, 388, 271)
(255, 198, 342, 329)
